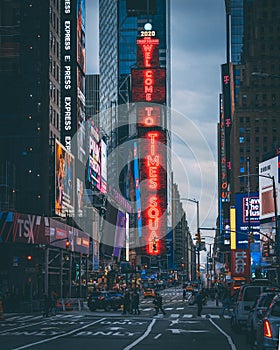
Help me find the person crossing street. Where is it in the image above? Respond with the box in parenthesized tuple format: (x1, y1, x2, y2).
(153, 292, 166, 316)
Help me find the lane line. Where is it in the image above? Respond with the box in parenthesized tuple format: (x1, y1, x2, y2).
(12, 318, 106, 350)
(209, 318, 237, 350)
(154, 333, 162, 339)
(123, 318, 157, 350)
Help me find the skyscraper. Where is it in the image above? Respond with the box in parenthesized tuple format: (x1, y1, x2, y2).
(0, 0, 61, 215)
(99, 0, 171, 267)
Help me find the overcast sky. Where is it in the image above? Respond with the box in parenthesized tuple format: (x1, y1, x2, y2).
(85, 0, 227, 253)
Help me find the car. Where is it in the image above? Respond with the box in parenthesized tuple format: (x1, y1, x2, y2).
(255, 293, 280, 350)
(231, 280, 278, 331)
(246, 290, 279, 346)
(143, 288, 155, 298)
(87, 291, 123, 311)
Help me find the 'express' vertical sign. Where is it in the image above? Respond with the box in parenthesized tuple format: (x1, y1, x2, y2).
(61, 0, 76, 152)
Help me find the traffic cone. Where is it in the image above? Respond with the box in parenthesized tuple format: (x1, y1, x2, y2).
(0, 297, 4, 321)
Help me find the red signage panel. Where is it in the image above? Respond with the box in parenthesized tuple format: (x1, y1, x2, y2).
(137, 36, 159, 68)
(139, 130, 167, 255)
(231, 249, 250, 278)
(131, 68, 166, 103)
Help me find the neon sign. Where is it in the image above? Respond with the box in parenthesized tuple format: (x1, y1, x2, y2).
(131, 68, 166, 103)
(137, 105, 161, 127)
(139, 130, 167, 255)
(137, 36, 159, 68)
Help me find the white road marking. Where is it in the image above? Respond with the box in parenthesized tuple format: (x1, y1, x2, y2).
(183, 314, 193, 318)
(12, 318, 106, 350)
(123, 318, 157, 350)
(209, 318, 237, 350)
(154, 333, 162, 339)
(170, 314, 180, 318)
(209, 314, 220, 319)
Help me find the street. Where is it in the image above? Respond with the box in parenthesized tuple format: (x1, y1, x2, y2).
(0, 288, 249, 350)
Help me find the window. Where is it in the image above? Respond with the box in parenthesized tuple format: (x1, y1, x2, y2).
(240, 136, 244, 143)
(240, 167, 245, 173)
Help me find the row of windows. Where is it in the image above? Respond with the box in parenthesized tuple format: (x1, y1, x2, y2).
(49, 31, 59, 59)
(49, 105, 60, 130)
(49, 6, 60, 35)
(239, 117, 278, 124)
(49, 81, 60, 105)
(49, 56, 60, 83)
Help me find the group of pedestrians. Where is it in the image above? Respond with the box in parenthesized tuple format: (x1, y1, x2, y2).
(122, 289, 166, 316)
(122, 290, 141, 315)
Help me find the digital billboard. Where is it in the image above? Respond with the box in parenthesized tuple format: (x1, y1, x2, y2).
(131, 30, 167, 255)
(134, 141, 142, 238)
(100, 139, 108, 193)
(235, 192, 260, 249)
(139, 129, 167, 255)
(259, 155, 280, 220)
(87, 121, 101, 191)
(136, 36, 159, 68)
(131, 68, 166, 103)
(113, 210, 126, 261)
(55, 140, 74, 216)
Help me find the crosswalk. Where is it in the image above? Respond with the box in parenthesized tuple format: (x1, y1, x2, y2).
(2, 311, 231, 323)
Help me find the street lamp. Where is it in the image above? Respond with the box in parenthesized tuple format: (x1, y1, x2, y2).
(180, 198, 201, 281)
(251, 72, 280, 79)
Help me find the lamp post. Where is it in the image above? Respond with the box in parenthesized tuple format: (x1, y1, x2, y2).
(181, 198, 200, 281)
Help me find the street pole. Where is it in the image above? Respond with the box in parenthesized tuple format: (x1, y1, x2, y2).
(196, 200, 201, 282)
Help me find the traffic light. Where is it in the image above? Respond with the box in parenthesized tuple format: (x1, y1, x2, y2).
(248, 232, 254, 244)
(195, 231, 201, 245)
(263, 241, 270, 257)
(152, 241, 157, 251)
(65, 239, 70, 250)
(27, 255, 32, 261)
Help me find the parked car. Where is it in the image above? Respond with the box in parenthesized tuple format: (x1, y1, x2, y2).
(87, 291, 123, 311)
(246, 290, 279, 347)
(231, 280, 277, 331)
(255, 293, 280, 350)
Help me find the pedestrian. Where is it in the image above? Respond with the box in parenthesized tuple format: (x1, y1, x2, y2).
(122, 290, 131, 315)
(183, 288, 186, 301)
(131, 290, 140, 315)
(50, 290, 58, 316)
(221, 287, 231, 317)
(43, 293, 51, 317)
(196, 290, 203, 317)
(215, 289, 219, 307)
(153, 292, 166, 316)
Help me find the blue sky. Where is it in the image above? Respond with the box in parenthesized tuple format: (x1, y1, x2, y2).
(85, 0, 227, 250)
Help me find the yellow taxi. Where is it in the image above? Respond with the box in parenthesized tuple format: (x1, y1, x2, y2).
(143, 288, 155, 298)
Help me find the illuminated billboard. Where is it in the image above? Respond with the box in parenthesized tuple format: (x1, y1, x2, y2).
(55, 140, 74, 216)
(131, 31, 167, 255)
(87, 121, 101, 191)
(136, 36, 159, 68)
(139, 129, 167, 255)
(259, 155, 280, 220)
(134, 141, 142, 238)
(131, 68, 166, 103)
(100, 139, 108, 193)
(235, 193, 260, 250)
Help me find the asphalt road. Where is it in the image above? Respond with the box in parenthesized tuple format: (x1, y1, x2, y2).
(0, 288, 250, 350)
